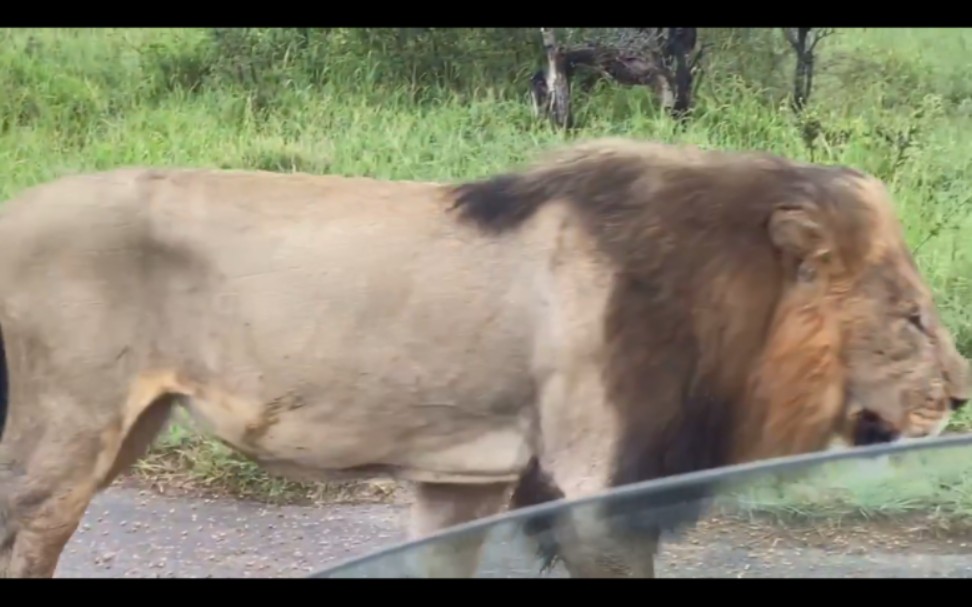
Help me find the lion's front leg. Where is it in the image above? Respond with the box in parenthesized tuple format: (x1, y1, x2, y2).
(531, 368, 660, 578)
(551, 513, 660, 578)
(405, 480, 514, 578)
(530, 473, 661, 578)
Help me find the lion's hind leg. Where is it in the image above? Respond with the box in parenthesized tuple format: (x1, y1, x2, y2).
(0, 388, 116, 578)
(0, 330, 176, 577)
(0, 392, 176, 577)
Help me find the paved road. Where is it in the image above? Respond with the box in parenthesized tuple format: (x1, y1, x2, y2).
(54, 485, 972, 578)
(56, 487, 407, 578)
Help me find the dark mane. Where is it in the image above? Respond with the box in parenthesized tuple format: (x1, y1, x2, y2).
(449, 150, 650, 235)
(457, 138, 877, 561)
(0, 322, 6, 441)
(448, 139, 870, 268)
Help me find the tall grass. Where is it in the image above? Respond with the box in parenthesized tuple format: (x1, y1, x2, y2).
(3, 27, 972, 504)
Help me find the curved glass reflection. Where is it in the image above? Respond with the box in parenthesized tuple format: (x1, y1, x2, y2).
(310, 434, 972, 578)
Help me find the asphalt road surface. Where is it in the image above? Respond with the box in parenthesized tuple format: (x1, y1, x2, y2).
(54, 485, 972, 578)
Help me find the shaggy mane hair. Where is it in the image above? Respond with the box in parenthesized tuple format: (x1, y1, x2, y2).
(447, 138, 879, 556)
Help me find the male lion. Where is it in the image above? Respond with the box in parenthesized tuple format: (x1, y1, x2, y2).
(0, 138, 967, 578)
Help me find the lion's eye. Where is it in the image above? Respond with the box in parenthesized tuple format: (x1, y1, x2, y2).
(907, 311, 924, 332)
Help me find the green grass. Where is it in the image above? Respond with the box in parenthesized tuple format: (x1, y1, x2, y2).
(722, 438, 972, 530)
(4, 27, 972, 509)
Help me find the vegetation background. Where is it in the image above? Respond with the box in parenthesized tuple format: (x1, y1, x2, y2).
(3, 27, 972, 520)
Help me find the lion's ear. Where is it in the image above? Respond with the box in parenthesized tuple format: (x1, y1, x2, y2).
(768, 204, 834, 281)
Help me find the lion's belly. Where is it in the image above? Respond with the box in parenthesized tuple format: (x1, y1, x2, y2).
(169, 284, 540, 482)
(177, 368, 537, 484)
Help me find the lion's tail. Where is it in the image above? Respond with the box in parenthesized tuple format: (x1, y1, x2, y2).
(509, 458, 566, 574)
(0, 320, 7, 441)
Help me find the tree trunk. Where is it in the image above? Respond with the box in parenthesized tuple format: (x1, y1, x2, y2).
(539, 28, 572, 130)
(660, 27, 698, 119)
(785, 27, 833, 113)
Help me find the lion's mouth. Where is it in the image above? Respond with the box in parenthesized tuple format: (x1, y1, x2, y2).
(851, 409, 901, 446)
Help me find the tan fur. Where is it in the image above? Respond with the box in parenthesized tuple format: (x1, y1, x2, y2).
(0, 138, 967, 578)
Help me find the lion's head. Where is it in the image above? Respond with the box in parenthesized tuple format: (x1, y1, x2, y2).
(819, 187, 971, 448)
(739, 163, 969, 461)
(449, 138, 970, 492)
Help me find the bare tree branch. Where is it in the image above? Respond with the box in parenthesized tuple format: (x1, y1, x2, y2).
(689, 45, 706, 73)
(809, 28, 836, 52)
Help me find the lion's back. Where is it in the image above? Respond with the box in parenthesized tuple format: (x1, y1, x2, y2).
(0, 165, 453, 265)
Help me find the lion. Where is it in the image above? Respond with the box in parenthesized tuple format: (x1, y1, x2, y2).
(0, 137, 967, 578)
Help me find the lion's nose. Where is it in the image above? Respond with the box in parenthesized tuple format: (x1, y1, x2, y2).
(950, 397, 968, 411)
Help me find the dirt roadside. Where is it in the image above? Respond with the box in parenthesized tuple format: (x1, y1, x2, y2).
(54, 476, 972, 578)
